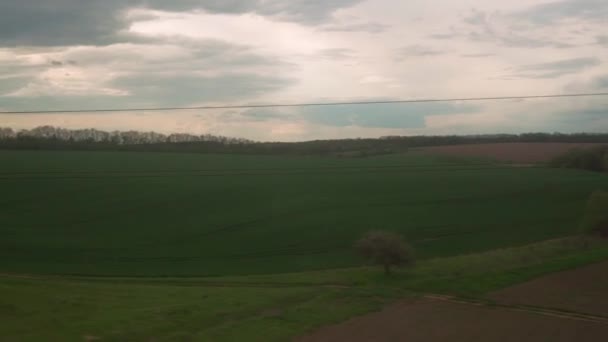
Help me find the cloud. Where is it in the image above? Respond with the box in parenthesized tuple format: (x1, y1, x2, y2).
(0, 38, 295, 107)
(2, 0, 608, 140)
(461, 53, 496, 58)
(223, 101, 479, 130)
(520, 57, 601, 72)
(318, 48, 357, 59)
(143, 0, 365, 24)
(238, 108, 296, 122)
(111, 73, 295, 106)
(497, 35, 574, 49)
(423, 95, 608, 135)
(264, 102, 478, 129)
(429, 33, 458, 40)
(450, 1, 608, 51)
(509, 57, 601, 79)
(58, 40, 287, 73)
(320, 22, 389, 33)
(397, 45, 444, 58)
(0, 0, 364, 47)
(0, 72, 293, 111)
(549, 107, 608, 127)
(565, 74, 608, 93)
(0, 76, 30, 96)
(0, 1, 128, 47)
(462, 9, 577, 49)
(515, 0, 608, 25)
(1, 72, 294, 109)
(594, 75, 608, 89)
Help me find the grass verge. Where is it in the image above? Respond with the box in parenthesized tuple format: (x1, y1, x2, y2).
(1, 236, 607, 341)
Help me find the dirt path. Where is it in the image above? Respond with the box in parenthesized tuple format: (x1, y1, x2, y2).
(295, 298, 608, 342)
(298, 261, 608, 341)
(489, 260, 608, 317)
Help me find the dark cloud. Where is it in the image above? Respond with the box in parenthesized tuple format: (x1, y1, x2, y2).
(0, 1, 129, 47)
(516, 0, 608, 24)
(508, 57, 601, 79)
(47, 59, 77, 67)
(0, 0, 363, 47)
(144, 0, 364, 23)
(597, 36, 608, 46)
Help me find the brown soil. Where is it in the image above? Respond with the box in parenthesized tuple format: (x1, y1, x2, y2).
(489, 260, 608, 317)
(418, 142, 606, 164)
(296, 298, 608, 342)
(595, 223, 608, 238)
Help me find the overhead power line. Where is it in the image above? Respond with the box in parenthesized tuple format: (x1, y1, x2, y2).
(1, 92, 608, 114)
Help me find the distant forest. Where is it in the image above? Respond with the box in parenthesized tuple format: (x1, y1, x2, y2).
(1, 126, 608, 157)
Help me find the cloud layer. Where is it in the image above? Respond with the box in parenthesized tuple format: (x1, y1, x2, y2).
(0, 0, 606, 141)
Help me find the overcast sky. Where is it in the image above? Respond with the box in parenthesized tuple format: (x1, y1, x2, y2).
(0, 0, 607, 141)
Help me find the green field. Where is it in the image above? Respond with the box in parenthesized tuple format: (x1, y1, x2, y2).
(1, 150, 607, 276)
(2, 149, 608, 341)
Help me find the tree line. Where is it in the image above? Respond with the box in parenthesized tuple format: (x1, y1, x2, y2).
(1, 126, 608, 157)
(549, 146, 608, 172)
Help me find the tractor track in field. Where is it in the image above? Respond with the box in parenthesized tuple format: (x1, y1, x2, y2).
(423, 294, 608, 325)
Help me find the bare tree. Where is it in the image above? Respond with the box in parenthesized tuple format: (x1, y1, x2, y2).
(355, 231, 414, 275)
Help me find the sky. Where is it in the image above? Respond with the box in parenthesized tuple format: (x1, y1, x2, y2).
(0, 0, 607, 141)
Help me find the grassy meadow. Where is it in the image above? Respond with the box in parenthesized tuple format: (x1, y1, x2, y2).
(1, 149, 608, 341)
(2, 236, 608, 341)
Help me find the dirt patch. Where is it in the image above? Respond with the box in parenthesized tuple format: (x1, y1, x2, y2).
(489, 260, 608, 317)
(418, 143, 607, 164)
(295, 298, 608, 342)
(595, 222, 608, 238)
